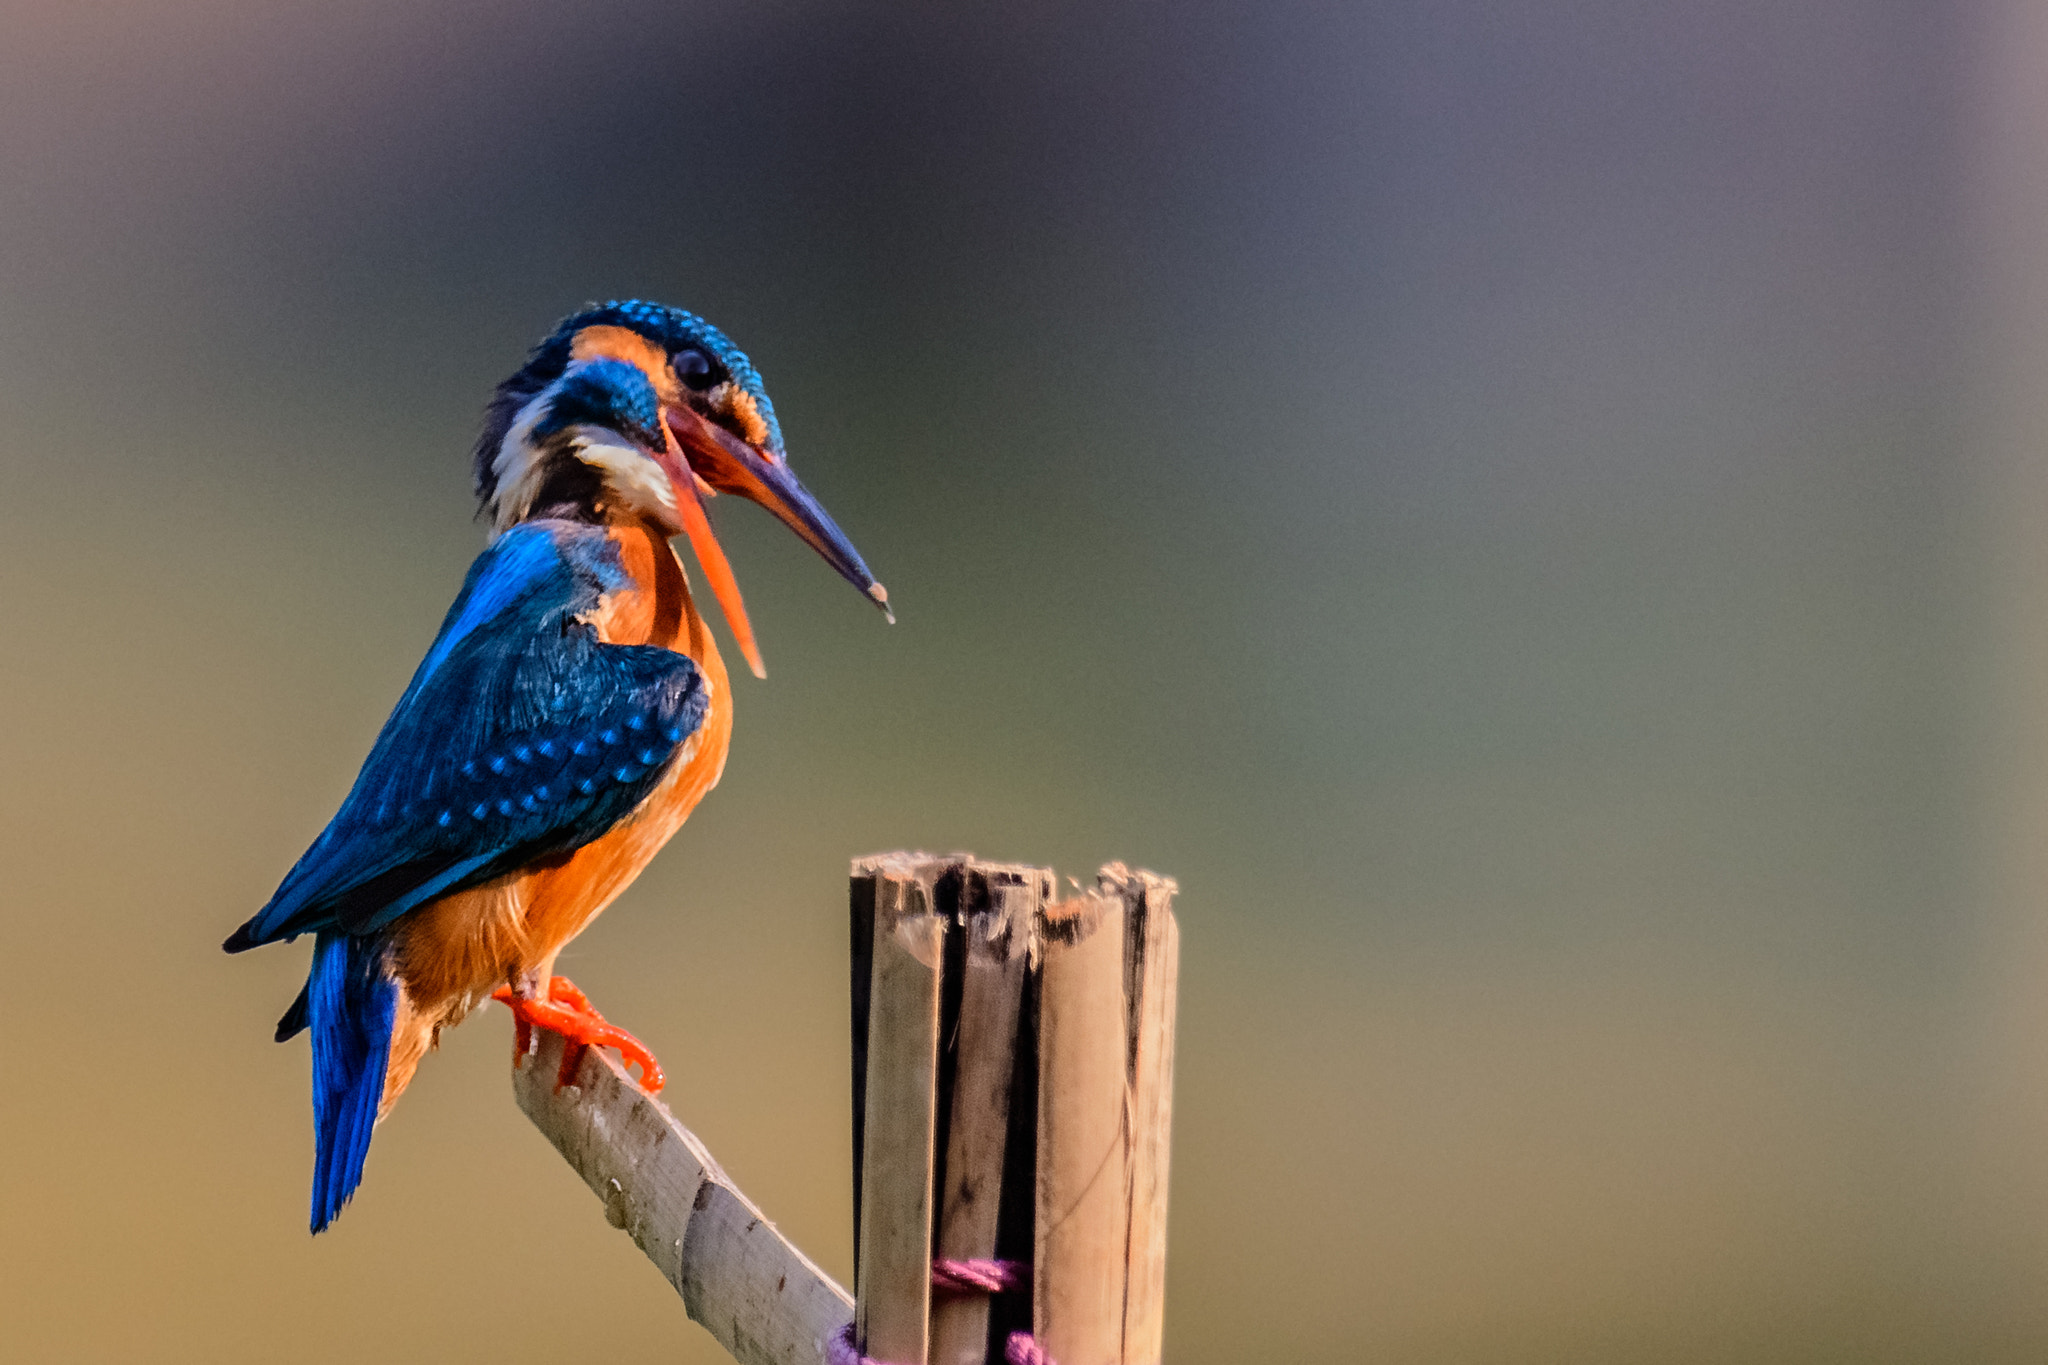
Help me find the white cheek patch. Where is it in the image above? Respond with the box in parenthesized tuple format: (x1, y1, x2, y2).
(488, 382, 681, 536)
(489, 392, 555, 535)
(566, 427, 681, 532)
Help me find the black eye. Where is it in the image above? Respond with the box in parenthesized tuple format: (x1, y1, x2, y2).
(672, 348, 716, 390)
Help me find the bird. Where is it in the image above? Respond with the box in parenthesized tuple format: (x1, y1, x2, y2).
(223, 300, 890, 1232)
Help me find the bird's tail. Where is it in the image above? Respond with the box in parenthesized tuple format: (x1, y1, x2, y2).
(306, 931, 398, 1234)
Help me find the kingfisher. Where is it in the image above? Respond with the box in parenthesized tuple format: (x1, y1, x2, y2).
(224, 300, 889, 1232)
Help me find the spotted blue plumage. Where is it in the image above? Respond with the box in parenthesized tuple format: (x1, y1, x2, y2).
(228, 520, 705, 949)
(223, 519, 707, 1229)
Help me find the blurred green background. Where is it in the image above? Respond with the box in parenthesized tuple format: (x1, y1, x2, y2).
(9, 1, 2048, 1360)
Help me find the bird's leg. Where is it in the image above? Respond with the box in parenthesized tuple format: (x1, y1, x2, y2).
(502, 969, 540, 1060)
(491, 976, 665, 1093)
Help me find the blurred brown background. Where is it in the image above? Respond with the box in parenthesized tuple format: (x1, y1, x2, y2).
(7, 1, 2048, 1360)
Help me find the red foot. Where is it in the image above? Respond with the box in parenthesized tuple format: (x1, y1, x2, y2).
(491, 976, 665, 1093)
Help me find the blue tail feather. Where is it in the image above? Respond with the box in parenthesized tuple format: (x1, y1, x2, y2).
(306, 932, 398, 1233)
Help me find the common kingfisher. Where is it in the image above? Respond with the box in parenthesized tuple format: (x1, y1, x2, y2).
(224, 301, 889, 1232)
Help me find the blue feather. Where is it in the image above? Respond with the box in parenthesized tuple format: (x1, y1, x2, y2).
(227, 518, 709, 1230)
(582, 299, 785, 454)
(307, 932, 397, 1233)
(473, 300, 787, 510)
(410, 523, 567, 689)
(225, 520, 705, 952)
(533, 358, 664, 452)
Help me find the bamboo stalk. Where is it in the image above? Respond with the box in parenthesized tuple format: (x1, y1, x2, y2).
(854, 856, 949, 1365)
(929, 866, 1043, 1365)
(511, 1029, 852, 1365)
(515, 854, 1178, 1365)
(851, 856, 1180, 1365)
(1108, 866, 1179, 1365)
(1034, 890, 1131, 1365)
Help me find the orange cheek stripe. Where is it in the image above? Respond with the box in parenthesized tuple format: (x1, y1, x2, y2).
(571, 325, 679, 401)
(723, 388, 772, 449)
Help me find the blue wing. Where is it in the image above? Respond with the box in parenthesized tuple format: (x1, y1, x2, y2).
(225, 520, 708, 954)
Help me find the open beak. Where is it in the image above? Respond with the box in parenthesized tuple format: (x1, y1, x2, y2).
(655, 402, 890, 679)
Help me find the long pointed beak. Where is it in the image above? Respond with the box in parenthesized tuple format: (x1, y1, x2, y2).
(657, 403, 890, 679)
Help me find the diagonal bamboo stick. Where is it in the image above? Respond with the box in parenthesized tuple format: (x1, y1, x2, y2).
(512, 1029, 853, 1365)
(515, 855, 1177, 1365)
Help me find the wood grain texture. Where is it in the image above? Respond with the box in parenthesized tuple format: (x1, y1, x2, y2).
(855, 861, 947, 1365)
(849, 863, 879, 1279)
(930, 868, 1040, 1365)
(1106, 867, 1180, 1365)
(1034, 892, 1130, 1365)
(512, 1029, 852, 1365)
(516, 854, 1180, 1365)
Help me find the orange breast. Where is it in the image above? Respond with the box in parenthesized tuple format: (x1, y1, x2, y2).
(388, 521, 731, 1041)
(512, 522, 733, 959)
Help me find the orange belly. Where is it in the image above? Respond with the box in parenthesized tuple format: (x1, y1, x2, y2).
(380, 521, 730, 1109)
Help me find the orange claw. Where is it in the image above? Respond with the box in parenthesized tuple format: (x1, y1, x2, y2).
(491, 976, 665, 1093)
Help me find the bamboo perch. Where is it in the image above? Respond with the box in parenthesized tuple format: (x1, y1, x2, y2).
(856, 860, 948, 1364)
(852, 855, 1180, 1365)
(511, 854, 1177, 1365)
(1114, 867, 1180, 1361)
(929, 869, 1037, 1365)
(1035, 889, 1130, 1363)
(512, 1029, 853, 1365)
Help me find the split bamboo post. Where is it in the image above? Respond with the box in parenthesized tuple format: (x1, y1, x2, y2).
(851, 854, 1180, 1365)
(930, 868, 1036, 1365)
(854, 858, 948, 1363)
(513, 1028, 853, 1365)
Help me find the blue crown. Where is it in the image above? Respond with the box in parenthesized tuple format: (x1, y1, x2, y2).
(475, 300, 789, 512)
(546, 299, 785, 456)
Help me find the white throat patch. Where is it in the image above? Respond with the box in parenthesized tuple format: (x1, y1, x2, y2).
(488, 376, 681, 536)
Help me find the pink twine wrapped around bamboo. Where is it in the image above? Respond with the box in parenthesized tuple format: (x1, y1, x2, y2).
(832, 1259, 1052, 1365)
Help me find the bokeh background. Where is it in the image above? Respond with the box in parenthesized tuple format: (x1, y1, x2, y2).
(10, 1, 2048, 1360)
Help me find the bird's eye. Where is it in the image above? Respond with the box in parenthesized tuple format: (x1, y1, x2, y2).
(672, 348, 716, 391)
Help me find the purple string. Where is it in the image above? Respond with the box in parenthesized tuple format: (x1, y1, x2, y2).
(828, 1324, 1049, 1365)
(931, 1257, 1032, 1295)
(1002, 1329, 1053, 1365)
(829, 1259, 1053, 1365)
(823, 1322, 867, 1365)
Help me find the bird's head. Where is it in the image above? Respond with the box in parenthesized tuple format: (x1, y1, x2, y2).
(474, 299, 889, 677)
